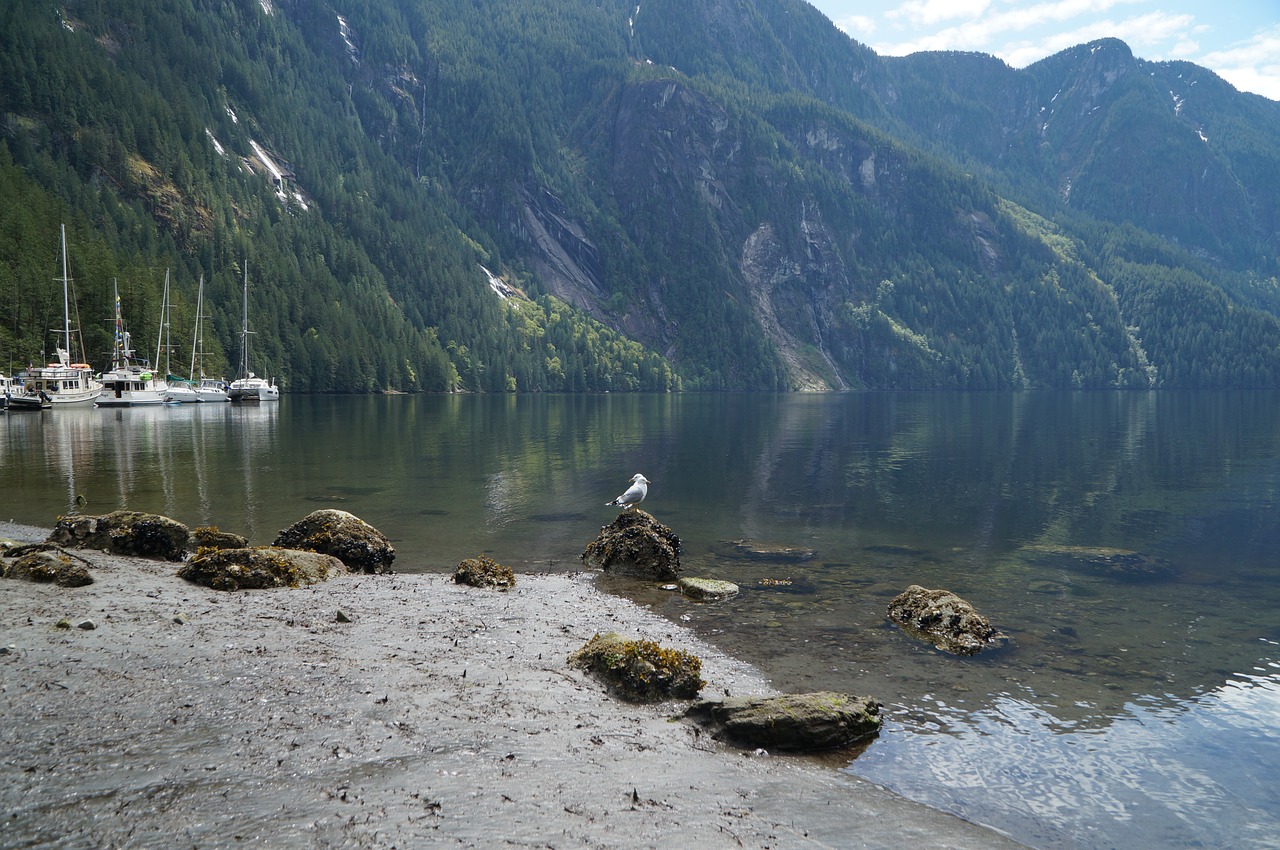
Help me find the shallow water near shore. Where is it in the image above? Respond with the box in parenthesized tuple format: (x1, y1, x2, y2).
(3, 391, 1278, 849)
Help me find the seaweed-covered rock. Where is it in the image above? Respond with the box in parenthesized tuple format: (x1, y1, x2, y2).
(273, 510, 395, 574)
(179, 547, 346, 591)
(2, 547, 93, 587)
(568, 632, 704, 703)
(887, 584, 1007, 656)
(453, 555, 515, 589)
(189, 526, 249, 552)
(47, 511, 189, 561)
(581, 509, 681, 580)
(1019, 545, 1177, 581)
(686, 692, 881, 753)
(677, 577, 739, 601)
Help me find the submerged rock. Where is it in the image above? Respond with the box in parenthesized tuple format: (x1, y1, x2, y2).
(453, 555, 515, 589)
(273, 510, 395, 574)
(47, 511, 189, 561)
(686, 692, 881, 753)
(713, 539, 817, 562)
(581, 509, 681, 580)
(1, 546, 93, 587)
(677, 577, 739, 601)
(179, 547, 347, 591)
(1019, 545, 1177, 581)
(568, 631, 704, 703)
(887, 584, 1007, 656)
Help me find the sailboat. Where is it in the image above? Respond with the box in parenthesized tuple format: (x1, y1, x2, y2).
(226, 264, 280, 402)
(96, 279, 168, 406)
(8, 225, 104, 410)
(171, 274, 229, 402)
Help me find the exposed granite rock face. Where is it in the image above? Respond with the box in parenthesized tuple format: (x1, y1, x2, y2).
(179, 547, 346, 591)
(568, 632, 704, 703)
(1, 546, 93, 587)
(453, 556, 515, 590)
(686, 691, 882, 753)
(887, 584, 1008, 656)
(581, 509, 681, 580)
(47, 511, 189, 561)
(273, 510, 395, 574)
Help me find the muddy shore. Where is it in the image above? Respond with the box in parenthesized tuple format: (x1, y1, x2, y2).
(0, 521, 1027, 849)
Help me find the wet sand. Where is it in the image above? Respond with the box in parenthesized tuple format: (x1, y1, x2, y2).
(0, 522, 1027, 849)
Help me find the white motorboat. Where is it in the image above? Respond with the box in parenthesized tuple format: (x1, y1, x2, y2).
(97, 280, 167, 407)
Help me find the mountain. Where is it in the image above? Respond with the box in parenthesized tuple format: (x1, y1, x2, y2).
(1, 0, 1277, 391)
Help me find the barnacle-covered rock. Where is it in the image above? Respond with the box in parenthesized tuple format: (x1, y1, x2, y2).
(453, 555, 515, 589)
(47, 511, 189, 561)
(1, 546, 93, 587)
(568, 632, 704, 703)
(887, 584, 1007, 656)
(273, 510, 395, 574)
(686, 691, 881, 753)
(581, 510, 681, 580)
(179, 547, 346, 591)
(189, 526, 249, 553)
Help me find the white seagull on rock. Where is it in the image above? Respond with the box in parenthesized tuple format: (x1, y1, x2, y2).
(606, 473, 650, 510)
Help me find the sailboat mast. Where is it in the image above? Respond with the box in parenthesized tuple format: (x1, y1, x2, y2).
(60, 224, 71, 356)
(154, 269, 170, 374)
(189, 274, 203, 381)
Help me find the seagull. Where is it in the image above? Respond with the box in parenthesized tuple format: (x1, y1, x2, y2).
(606, 473, 650, 510)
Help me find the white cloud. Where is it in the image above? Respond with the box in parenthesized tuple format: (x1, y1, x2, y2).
(889, 0, 992, 26)
(1198, 25, 1280, 101)
(833, 14, 878, 37)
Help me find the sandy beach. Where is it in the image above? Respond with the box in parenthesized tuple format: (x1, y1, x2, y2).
(0, 521, 1027, 849)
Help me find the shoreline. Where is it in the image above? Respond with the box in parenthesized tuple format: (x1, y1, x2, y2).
(1, 521, 1027, 848)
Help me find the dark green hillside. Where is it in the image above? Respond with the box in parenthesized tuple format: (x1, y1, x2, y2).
(2, 0, 1277, 390)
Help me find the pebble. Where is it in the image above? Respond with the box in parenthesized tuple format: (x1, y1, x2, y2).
(77, 619, 97, 631)
(174, 612, 191, 625)
(336, 609, 352, 623)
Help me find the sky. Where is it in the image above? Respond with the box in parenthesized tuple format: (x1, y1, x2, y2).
(806, 0, 1280, 101)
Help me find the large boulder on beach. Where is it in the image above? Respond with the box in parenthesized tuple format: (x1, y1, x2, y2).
(887, 584, 1007, 656)
(686, 692, 881, 753)
(581, 509, 681, 580)
(179, 547, 347, 591)
(568, 632, 704, 703)
(1, 546, 93, 587)
(189, 526, 249, 553)
(273, 510, 395, 574)
(46, 511, 189, 561)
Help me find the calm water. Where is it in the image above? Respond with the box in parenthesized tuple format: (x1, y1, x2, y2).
(3, 392, 1278, 849)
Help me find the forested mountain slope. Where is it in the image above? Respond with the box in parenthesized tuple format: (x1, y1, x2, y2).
(2, 0, 1277, 391)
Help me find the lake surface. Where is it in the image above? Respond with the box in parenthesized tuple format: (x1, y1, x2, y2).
(3, 392, 1278, 849)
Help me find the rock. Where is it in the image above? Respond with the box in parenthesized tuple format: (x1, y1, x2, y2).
(273, 510, 395, 574)
(47, 511, 189, 561)
(76, 619, 96, 631)
(335, 609, 352, 623)
(677, 577, 739, 601)
(453, 556, 515, 589)
(581, 510, 681, 580)
(887, 584, 1008, 656)
(178, 547, 347, 591)
(54, 618, 72, 630)
(686, 692, 882, 753)
(1019, 545, 1177, 580)
(189, 526, 249, 552)
(2, 548, 93, 587)
(713, 539, 817, 562)
(568, 632, 704, 703)
(173, 613, 190, 625)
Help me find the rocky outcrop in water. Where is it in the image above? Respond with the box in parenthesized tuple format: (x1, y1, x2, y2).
(47, 511, 189, 561)
(1019, 545, 1177, 580)
(887, 584, 1007, 656)
(677, 577, 739, 601)
(568, 631, 704, 703)
(273, 509, 395, 574)
(581, 509, 681, 580)
(179, 547, 347, 591)
(686, 692, 881, 753)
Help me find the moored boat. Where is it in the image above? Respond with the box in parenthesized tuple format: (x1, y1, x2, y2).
(170, 273, 230, 402)
(227, 264, 280, 403)
(96, 281, 167, 407)
(11, 225, 103, 409)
